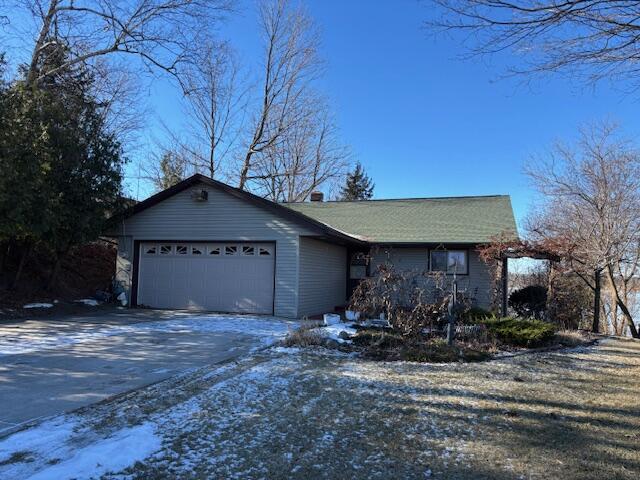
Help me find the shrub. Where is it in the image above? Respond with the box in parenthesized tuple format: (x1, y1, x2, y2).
(462, 306, 493, 323)
(480, 316, 556, 347)
(400, 338, 492, 363)
(401, 338, 459, 362)
(352, 328, 404, 349)
(282, 320, 324, 347)
(509, 285, 547, 319)
(554, 329, 592, 347)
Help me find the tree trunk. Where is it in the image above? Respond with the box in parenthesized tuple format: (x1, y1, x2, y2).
(238, 151, 252, 190)
(592, 269, 601, 333)
(606, 265, 639, 339)
(47, 253, 64, 291)
(27, 0, 60, 85)
(0, 242, 7, 275)
(11, 243, 31, 290)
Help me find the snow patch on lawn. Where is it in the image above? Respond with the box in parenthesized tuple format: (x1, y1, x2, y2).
(22, 303, 53, 309)
(75, 299, 100, 306)
(0, 416, 79, 467)
(29, 423, 160, 480)
(317, 323, 357, 343)
(0, 416, 160, 480)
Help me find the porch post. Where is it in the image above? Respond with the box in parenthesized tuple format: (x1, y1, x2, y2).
(501, 257, 508, 317)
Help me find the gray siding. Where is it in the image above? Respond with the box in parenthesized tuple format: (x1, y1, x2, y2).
(114, 184, 315, 318)
(370, 247, 492, 309)
(298, 237, 347, 317)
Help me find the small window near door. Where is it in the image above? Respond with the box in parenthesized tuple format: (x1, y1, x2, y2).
(208, 246, 221, 255)
(430, 250, 468, 274)
(242, 245, 255, 256)
(225, 245, 238, 255)
(191, 246, 203, 255)
(145, 245, 157, 255)
(176, 245, 188, 255)
(160, 245, 172, 255)
(258, 246, 272, 256)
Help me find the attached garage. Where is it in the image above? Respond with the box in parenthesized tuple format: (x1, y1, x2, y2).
(137, 242, 275, 314)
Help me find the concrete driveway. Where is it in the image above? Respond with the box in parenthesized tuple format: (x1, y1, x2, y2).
(0, 309, 293, 435)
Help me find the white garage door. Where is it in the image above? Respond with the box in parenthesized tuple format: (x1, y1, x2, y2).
(137, 242, 275, 314)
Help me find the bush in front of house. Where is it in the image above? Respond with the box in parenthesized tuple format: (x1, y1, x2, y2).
(353, 330, 492, 362)
(462, 306, 493, 323)
(508, 285, 548, 319)
(479, 316, 556, 348)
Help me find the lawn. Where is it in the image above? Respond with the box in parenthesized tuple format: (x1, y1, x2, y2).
(1, 338, 638, 479)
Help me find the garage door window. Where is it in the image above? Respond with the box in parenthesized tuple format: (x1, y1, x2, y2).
(160, 245, 172, 255)
(242, 245, 255, 255)
(208, 246, 221, 255)
(145, 245, 157, 255)
(225, 245, 238, 255)
(176, 245, 188, 255)
(259, 246, 272, 256)
(191, 246, 203, 255)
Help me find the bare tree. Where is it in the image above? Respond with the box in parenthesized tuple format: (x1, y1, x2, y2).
(6, 0, 230, 87)
(427, 0, 640, 86)
(251, 98, 351, 201)
(527, 122, 640, 338)
(237, 0, 321, 190)
(178, 40, 247, 178)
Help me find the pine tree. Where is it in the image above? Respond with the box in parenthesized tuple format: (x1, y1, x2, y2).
(0, 44, 125, 288)
(340, 162, 374, 200)
(157, 151, 188, 190)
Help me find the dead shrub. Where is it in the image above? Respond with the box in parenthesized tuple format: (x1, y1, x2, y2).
(349, 264, 467, 336)
(554, 329, 592, 347)
(282, 319, 324, 347)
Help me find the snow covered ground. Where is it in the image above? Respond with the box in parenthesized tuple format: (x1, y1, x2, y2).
(0, 314, 295, 356)
(1, 339, 637, 480)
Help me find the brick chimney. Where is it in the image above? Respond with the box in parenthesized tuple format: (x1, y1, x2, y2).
(310, 191, 324, 202)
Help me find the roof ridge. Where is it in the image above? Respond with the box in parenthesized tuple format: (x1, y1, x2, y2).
(283, 194, 510, 205)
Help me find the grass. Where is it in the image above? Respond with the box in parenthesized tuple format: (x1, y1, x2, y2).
(3, 338, 638, 480)
(0, 451, 32, 466)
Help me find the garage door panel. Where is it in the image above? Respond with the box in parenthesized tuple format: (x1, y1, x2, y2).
(138, 242, 274, 314)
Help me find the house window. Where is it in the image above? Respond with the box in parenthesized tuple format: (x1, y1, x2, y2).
(350, 252, 368, 279)
(225, 245, 238, 255)
(145, 245, 157, 255)
(191, 246, 203, 255)
(176, 245, 188, 255)
(159, 245, 172, 255)
(258, 247, 272, 256)
(242, 245, 255, 256)
(430, 250, 468, 274)
(208, 246, 221, 255)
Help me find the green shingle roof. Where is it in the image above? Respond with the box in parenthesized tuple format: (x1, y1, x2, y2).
(283, 195, 518, 244)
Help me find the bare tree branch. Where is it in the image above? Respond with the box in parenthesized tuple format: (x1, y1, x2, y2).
(237, 0, 322, 190)
(526, 121, 640, 337)
(427, 0, 640, 86)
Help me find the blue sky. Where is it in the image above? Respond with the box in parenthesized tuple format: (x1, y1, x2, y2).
(134, 0, 639, 229)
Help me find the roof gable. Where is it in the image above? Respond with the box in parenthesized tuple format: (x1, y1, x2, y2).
(117, 174, 365, 244)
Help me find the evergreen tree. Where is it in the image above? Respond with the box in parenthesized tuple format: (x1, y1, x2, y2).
(340, 162, 374, 200)
(157, 151, 188, 190)
(0, 45, 125, 288)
